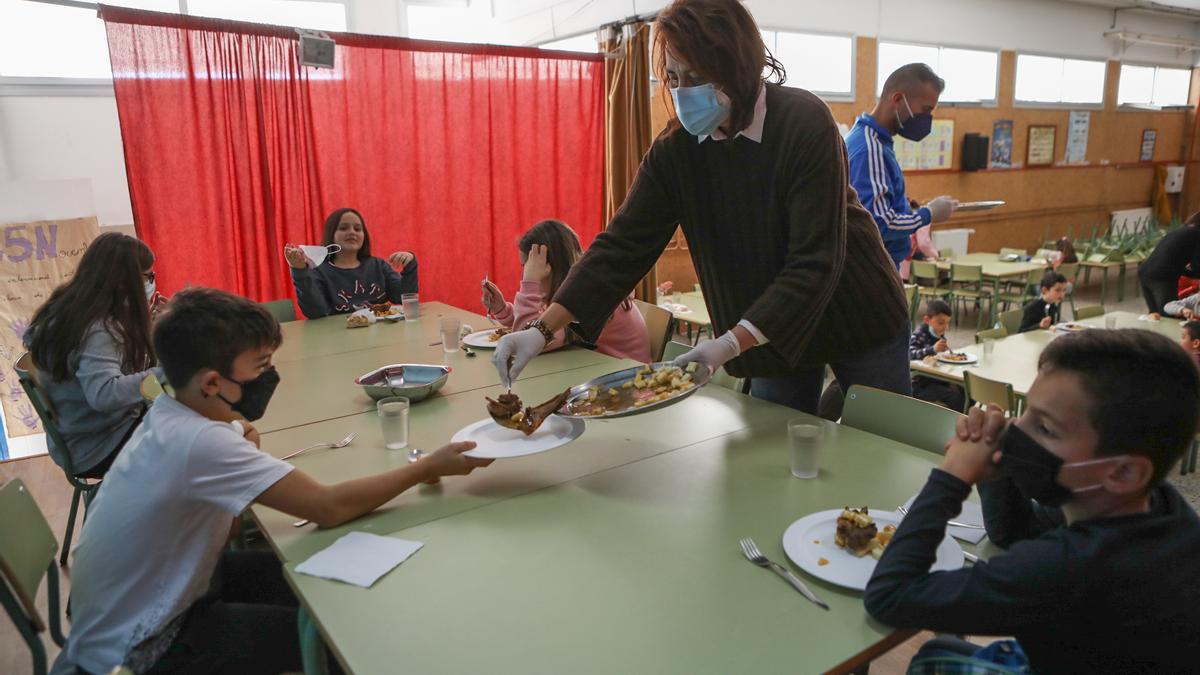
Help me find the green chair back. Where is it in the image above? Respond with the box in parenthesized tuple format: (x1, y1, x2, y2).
(261, 299, 297, 323)
(998, 309, 1023, 336)
(842, 385, 963, 456)
(975, 326, 1008, 343)
(662, 341, 743, 393)
(911, 260, 940, 288)
(1074, 305, 1105, 320)
(964, 371, 1017, 416)
(903, 284, 919, 328)
(950, 263, 984, 283)
(0, 479, 66, 675)
(633, 299, 673, 363)
(937, 248, 955, 259)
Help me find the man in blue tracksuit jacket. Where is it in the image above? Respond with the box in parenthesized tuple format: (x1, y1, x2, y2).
(846, 63, 957, 268)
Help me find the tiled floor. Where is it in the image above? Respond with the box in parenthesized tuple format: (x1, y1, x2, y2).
(0, 269, 1185, 675)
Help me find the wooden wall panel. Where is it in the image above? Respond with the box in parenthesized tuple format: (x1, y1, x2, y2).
(645, 37, 1196, 289)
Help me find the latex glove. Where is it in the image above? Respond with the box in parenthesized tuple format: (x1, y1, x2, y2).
(924, 196, 958, 223)
(670, 330, 741, 374)
(493, 328, 546, 388)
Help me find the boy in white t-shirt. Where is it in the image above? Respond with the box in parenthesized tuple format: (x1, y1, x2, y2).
(52, 288, 492, 674)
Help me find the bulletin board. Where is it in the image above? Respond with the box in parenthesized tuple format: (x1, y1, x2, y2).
(894, 120, 955, 170)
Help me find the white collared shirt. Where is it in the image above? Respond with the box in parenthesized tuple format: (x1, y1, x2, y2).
(699, 85, 767, 144)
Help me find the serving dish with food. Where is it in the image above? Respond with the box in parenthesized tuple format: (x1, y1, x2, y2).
(556, 362, 713, 419)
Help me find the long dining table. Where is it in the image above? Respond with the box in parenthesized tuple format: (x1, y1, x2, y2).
(251, 302, 994, 674)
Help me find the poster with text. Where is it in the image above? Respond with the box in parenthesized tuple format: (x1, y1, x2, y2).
(894, 120, 955, 170)
(0, 217, 101, 445)
(990, 119, 1013, 168)
(1065, 111, 1090, 164)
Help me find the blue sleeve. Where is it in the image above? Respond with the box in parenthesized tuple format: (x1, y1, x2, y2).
(848, 136, 930, 236)
(291, 267, 332, 319)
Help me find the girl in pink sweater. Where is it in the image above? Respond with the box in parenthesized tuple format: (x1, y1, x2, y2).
(481, 219, 651, 363)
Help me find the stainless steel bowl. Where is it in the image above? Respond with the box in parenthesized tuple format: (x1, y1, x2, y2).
(355, 364, 451, 402)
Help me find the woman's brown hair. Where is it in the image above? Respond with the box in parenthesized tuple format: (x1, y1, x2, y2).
(653, 0, 785, 134)
(520, 220, 633, 312)
(27, 232, 155, 381)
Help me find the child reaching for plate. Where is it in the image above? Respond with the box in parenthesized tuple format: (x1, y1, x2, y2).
(480, 219, 651, 363)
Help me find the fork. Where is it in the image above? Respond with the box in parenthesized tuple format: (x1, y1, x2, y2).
(896, 505, 985, 530)
(281, 431, 358, 461)
(739, 537, 829, 610)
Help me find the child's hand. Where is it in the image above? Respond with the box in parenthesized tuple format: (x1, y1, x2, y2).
(941, 406, 1005, 485)
(283, 244, 309, 270)
(522, 244, 552, 283)
(423, 441, 493, 477)
(481, 279, 505, 315)
(1185, 309, 1194, 320)
(241, 421, 261, 448)
(1149, 312, 1162, 321)
(1039, 316, 1052, 329)
(934, 339, 949, 353)
(388, 251, 415, 270)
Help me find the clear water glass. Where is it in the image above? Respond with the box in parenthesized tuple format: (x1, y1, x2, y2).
(982, 339, 995, 360)
(788, 421, 823, 479)
(1105, 315, 1118, 330)
(441, 317, 462, 352)
(401, 293, 419, 319)
(378, 396, 410, 450)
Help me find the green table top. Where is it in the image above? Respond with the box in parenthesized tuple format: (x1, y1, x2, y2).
(910, 311, 1181, 396)
(661, 291, 711, 327)
(937, 252, 1047, 279)
(272, 302, 486, 363)
(283, 412, 990, 675)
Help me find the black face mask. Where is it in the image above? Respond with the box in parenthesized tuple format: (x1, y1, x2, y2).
(998, 424, 1074, 507)
(217, 366, 280, 422)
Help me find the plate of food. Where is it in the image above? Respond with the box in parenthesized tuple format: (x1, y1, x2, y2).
(782, 507, 963, 591)
(369, 303, 404, 321)
(556, 362, 713, 419)
(455, 388, 584, 459)
(1054, 322, 1091, 333)
(937, 352, 977, 365)
(956, 200, 1006, 212)
(463, 327, 510, 348)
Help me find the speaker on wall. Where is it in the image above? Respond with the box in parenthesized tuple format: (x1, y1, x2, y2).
(962, 133, 989, 172)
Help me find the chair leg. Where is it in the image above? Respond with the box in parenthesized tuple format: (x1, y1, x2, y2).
(299, 606, 330, 675)
(0, 579, 48, 675)
(46, 564, 66, 647)
(60, 487, 82, 566)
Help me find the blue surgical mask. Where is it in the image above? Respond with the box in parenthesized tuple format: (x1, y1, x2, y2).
(670, 84, 729, 138)
(895, 94, 933, 142)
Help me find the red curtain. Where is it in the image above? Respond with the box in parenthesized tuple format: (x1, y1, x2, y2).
(99, 6, 605, 314)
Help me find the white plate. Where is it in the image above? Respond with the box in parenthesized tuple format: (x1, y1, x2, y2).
(956, 200, 1005, 212)
(1054, 322, 1090, 333)
(937, 353, 978, 365)
(782, 509, 963, 591)
(463, 329, 506, 349)
(452, 416, 584, 459)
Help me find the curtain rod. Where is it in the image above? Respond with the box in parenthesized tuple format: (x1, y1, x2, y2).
(28, 0, 99, 10)
(601, 11, 658, 32)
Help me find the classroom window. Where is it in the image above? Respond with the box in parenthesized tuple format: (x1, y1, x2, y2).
(187, 0, 346, 31)
(1118, 64, 1191, 107)
(406, 1, 496, 45)
(876, 41, 998, 104)
(761, 30, 853, 98)
(0, 0, 178, 79)
(539, 34, 599, 53)
(1014, 54, 1106, 105)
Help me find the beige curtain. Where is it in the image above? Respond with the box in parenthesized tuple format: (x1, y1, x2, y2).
(602, 22, 656, 301)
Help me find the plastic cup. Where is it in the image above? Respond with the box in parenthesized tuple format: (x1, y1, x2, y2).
(983, 339, 995, 360)
(441, 317, 462, 353)
(401, 293, 419, 319)
(378, 396, 410, 450)
(788, 421, 823, 479)
(1105, 315, 1118, 330)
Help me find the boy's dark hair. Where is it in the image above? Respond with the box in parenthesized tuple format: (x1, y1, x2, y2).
(1038, 329, 1200, 485)
(1040, 271, 1067, 290)
(882, 62, 945, 96)
(153, 288, 283, 389)
(922, 299, 952, 318)
(1186, 321, 1200, 342)
(322, 208, 372, 261)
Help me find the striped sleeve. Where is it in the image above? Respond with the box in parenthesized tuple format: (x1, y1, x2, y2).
(862, 130, 929, 234)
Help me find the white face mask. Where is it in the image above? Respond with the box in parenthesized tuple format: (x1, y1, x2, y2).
(299, 244, 342, 268)
(144, 280, 156, 300)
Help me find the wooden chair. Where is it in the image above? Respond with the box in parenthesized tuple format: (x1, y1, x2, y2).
(14, 353, 100, 567)
(949, 264, 989, 330)
(634, 299, 674, 363)
(1074, 305, 1105, 320)
(963, 371, 1017, 416)
(842, 385, 963, 456)
(0, 479, 66, 675)
(997, 309, 1023, 336)
(975, 326, 1008, 343)
(662, 341, 745, 394)
(261, 299, 297, 323)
